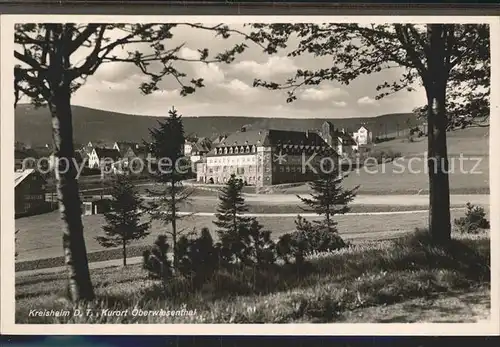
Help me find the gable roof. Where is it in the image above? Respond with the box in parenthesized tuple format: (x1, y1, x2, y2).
(93, 147, 122, 160)
(15, 169, 35, 188)
(114, 141, 139, 151)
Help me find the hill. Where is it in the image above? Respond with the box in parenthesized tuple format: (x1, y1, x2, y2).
(15, 104, 421, 146)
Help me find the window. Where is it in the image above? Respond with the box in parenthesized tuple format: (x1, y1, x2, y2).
(235, 147, 239, 154)
(24, 203, 31, 211)
(279, 167, 284, 173)
(285, 166, 290, 173)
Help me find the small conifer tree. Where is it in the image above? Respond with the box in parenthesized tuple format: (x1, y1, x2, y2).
(213, 174, 252, 264)
(297, 168, 358, 234)
(96, 174, 150, 266)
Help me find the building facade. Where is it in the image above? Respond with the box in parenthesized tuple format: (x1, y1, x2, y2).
(15, 169, 46, 217)
(196, 129, 336, 186)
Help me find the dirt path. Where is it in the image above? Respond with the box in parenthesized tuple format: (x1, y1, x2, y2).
(339, 286, 491, 323)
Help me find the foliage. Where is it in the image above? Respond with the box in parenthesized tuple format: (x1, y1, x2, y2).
(454, 203, 490, 234)
(95, 175, 150, 266)
(142, 235, 172, 281)
(231, 23, 489, 243)
(242, 23, 489, 125)
(176, 228, 219, 283)
(14, 23, 250, 301)
(213, 174, 252, 264)
(14, 24, 250, 108)
(239, 218, 277, 267)
(147, 107, 193, 270)
(277, 216, 348, 266)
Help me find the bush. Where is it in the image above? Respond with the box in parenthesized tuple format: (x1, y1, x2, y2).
(454, 202, 490, 234)
(277, 216, 348, 266)
(242, 219, 277, 267)
(142, 235, 172, 281)
(176, 228, 219, 283)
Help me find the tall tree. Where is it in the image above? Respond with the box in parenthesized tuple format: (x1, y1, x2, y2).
(297, 170, 358, 233)
(96, 174, 150, 266)
(148, 107, 192, 270)
(237, 23, 490, 243)
(213, 174, 252, 264)
(14, 23, 247, 300)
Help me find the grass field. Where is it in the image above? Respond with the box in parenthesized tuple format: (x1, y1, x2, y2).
(265, 127, 489, 195)
(15, 231, 490, 323)
(15, 205, 489, 266)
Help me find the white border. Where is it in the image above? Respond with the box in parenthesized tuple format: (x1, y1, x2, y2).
(1, 15, 499, 335)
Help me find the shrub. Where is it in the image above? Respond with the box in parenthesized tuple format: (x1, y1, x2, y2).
(241, 219, 277, 267)
(176, 228, 219, 283)
(277, 216, 348, 266)
(142, 235, 172, 281)
(454, 202, 490, 234)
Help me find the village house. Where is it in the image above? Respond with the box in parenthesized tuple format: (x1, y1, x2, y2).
(353, 125, 373, 146)
(196, 128, 336, 186)
(120, 145, 154, 173)
(88, 147, 122, 169)
(15, 169, 47, 217)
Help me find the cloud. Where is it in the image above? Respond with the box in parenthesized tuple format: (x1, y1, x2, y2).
(221, 79, 257, 97)
(357, 96, 379, 106)
(232, 56, 298, 79)
(179, 47, 201, 60)
(300, 85, 349, 102)
(332, 101, 347, 108)
(180, 47, 226, 84)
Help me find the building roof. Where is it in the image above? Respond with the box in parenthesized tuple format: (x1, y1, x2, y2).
(333, 131, 357, 146)
(94, 147, 122, 161)
(208, 129, 328, 156)
(115, 141, 139, 151)
(15, 169, 35, 188)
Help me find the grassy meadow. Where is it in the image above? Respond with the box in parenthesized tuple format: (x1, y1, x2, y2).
(16, 230, 490, 323)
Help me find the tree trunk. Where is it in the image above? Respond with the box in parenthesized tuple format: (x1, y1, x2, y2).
(426, 24, 452, 244)
(171, 179, 177, 270)
(123, 238, 127, 266)
(50, 87, 95, 301)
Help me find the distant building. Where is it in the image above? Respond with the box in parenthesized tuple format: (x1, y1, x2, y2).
(121, 145, 153, 173)
(15, 169, 46, 217)
(88, 147, 122, 169)
(319, 121, 358, 157)
(353, 126, 372, 146)
(189, 137, 212, 163)
(197, 128, 336, 186)
(113, 141, 140, 153)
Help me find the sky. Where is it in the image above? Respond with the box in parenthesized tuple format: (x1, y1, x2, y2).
(65, 24, 428, 119)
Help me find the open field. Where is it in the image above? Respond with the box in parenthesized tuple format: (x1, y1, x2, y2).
(15, 204, 490, 267)
(263, 127, 489, 195)
(15, 231, 490, 323)
(373, 126, 489, 157)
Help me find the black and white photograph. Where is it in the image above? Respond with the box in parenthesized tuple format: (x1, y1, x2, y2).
(1, 15, 498, 332)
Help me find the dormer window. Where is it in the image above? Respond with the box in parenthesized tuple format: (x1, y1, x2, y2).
(224, 147, 228, 154)
(229, 147, 233, 154)
(245, 146, 250, 153)
(235, 147, 239, 154)
(252, 145, 256, 153)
